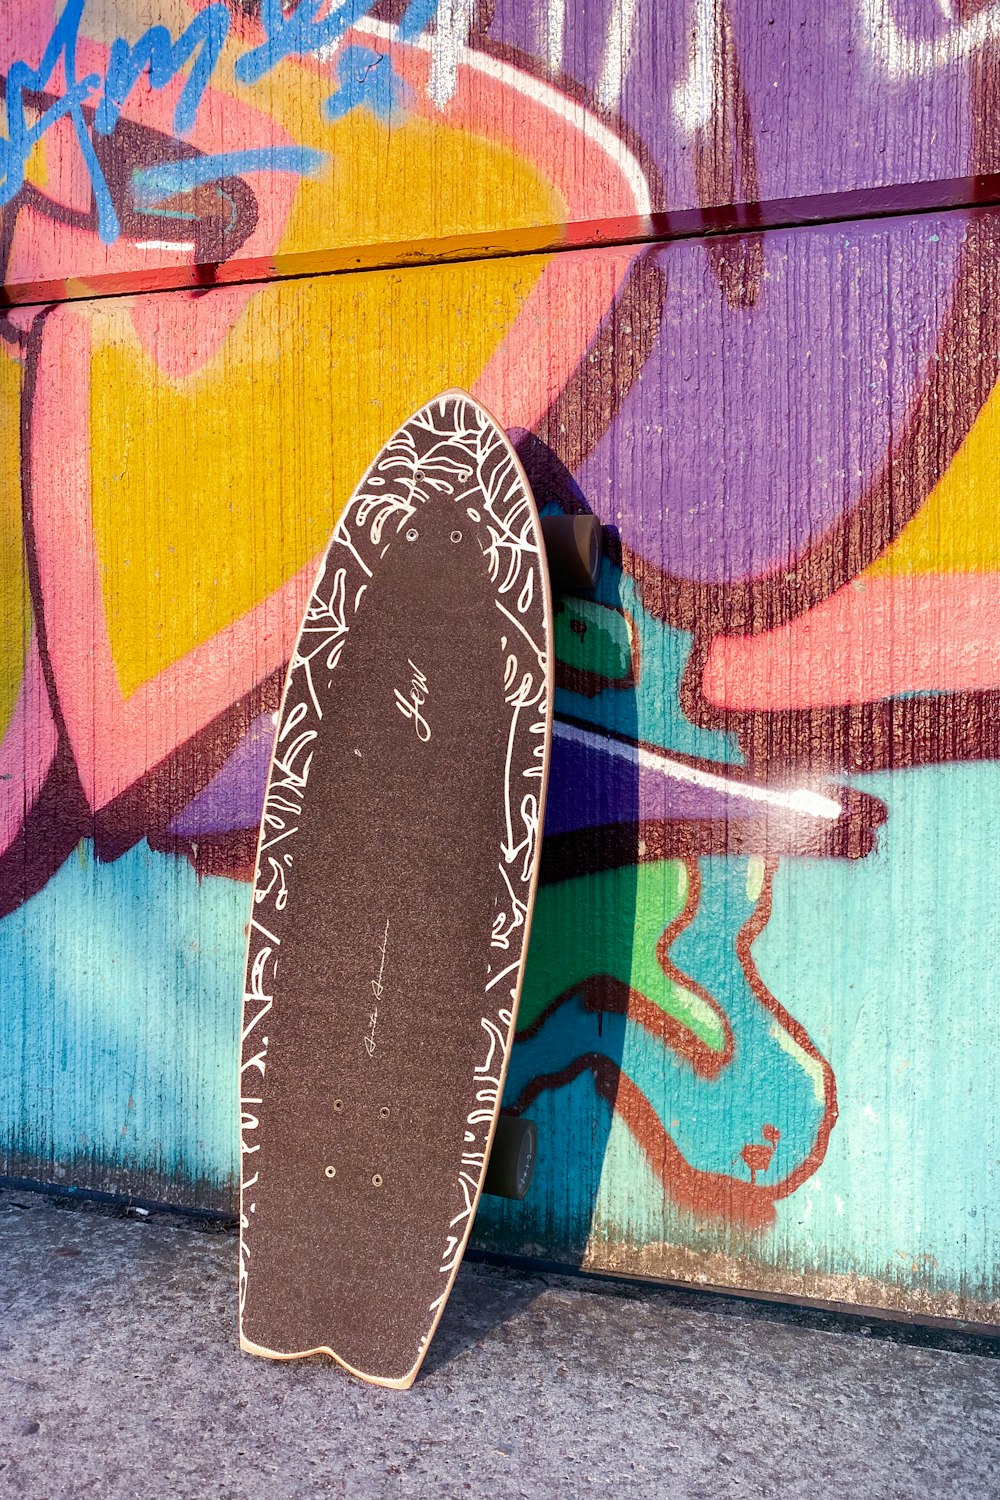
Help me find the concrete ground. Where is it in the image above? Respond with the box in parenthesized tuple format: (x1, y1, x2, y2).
(0, 1188, 997, 1500)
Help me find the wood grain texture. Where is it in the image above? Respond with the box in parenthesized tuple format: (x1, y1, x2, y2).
(3, 196, 1000, 1325)
(0, 1, 998, 302)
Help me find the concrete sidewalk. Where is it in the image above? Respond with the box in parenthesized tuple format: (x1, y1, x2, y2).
(0, 1188, 997, 1500)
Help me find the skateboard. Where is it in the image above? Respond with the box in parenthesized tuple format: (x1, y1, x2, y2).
(238, 390, 600, 1388)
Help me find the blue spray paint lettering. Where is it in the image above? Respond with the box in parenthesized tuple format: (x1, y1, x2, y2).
(94, 4, 231, 138)
(234, 0, 380, 87)
(0, 0, 239, 243)
(0, 0, 111, 234)
(0, 0, 449, 248)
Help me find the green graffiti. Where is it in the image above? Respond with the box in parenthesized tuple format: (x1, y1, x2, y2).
(553, 598, 633, 682)
(521, 860, 728, 1053)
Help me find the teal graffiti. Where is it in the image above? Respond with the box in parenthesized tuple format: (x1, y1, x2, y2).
(506, 855, 835, 1227)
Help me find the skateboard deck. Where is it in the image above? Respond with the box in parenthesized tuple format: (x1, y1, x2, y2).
(238, 391, 553, 1388)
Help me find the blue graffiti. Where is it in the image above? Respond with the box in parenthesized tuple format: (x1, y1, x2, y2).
(0, 0, 243, 242)
(233, 0, 436, 88)
(134, 148, 324, 210)
(0, 0, 111, 235)
(0, 0, 441, 247)
(398, 0, 441, 44)
(94, 5, 230, 138)
(234, 0, 378, 87)
(324, 45, 409, 125)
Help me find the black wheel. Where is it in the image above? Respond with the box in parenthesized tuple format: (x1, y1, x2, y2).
(483, 1113, 537, 1201)
(540, 514, 601, 591)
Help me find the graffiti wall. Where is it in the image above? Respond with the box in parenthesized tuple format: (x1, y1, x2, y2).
(1, 0, 999, 1324)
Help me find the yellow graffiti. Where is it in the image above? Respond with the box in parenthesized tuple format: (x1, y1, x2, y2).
(89, 255, 548, 697)
(869, 377, 1000, 575)
(261, 69, 565, 263)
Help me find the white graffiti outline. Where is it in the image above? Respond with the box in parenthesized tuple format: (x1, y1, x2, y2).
(860, 0, 1000, 79)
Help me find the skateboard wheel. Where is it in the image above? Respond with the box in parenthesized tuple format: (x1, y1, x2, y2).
(483, 1113, 537, 1201)
(540, 515, 601, 591)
